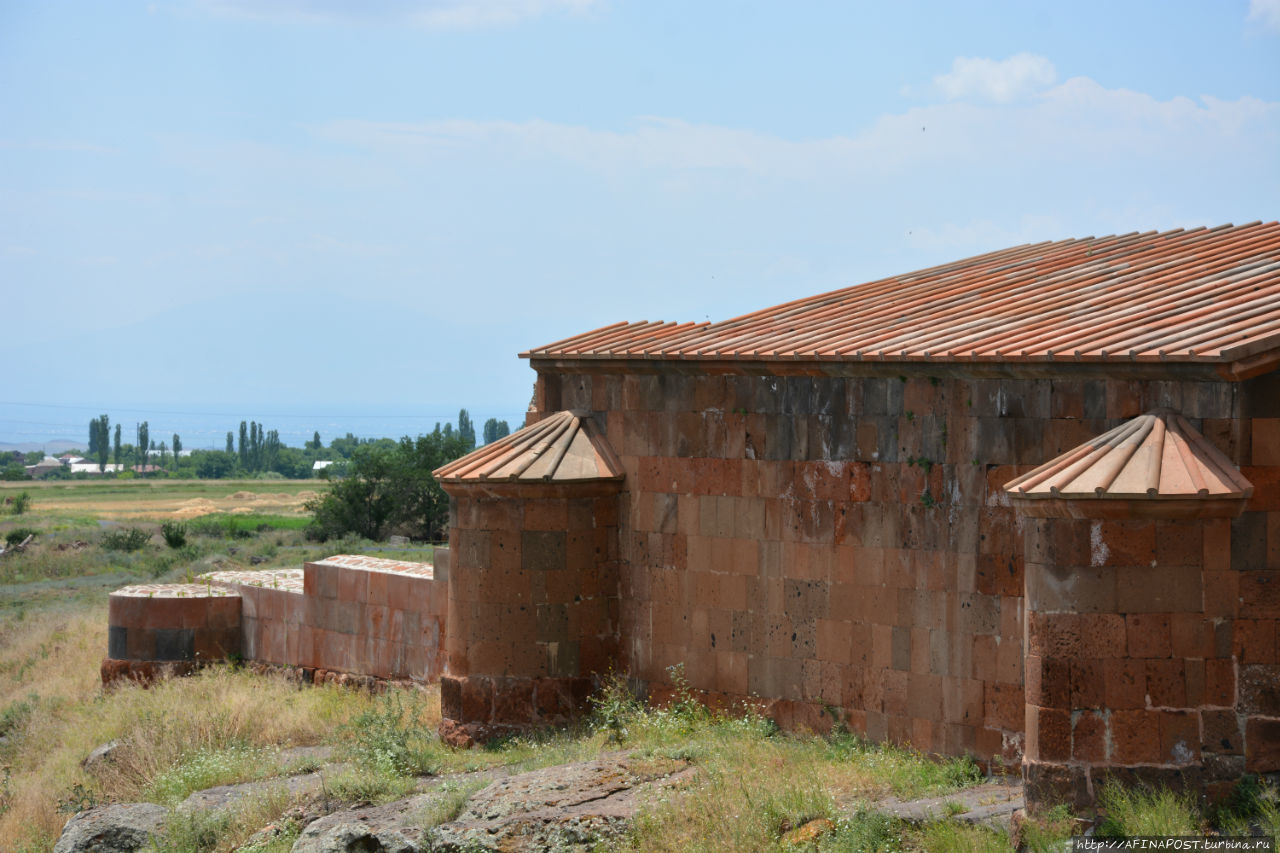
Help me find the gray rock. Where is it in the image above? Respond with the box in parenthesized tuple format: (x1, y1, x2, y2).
(291, 821, 415, 853)
(53, 803, 168, 853)
(874, 780, 1024, 830)
(81, 740, 121, 773)
(178, 764, 352, 816)
(429, 753, 694, 852)
(290, 794, 445, 853)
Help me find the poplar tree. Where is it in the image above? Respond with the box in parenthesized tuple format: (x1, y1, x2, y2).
(94, 414, 110, 472)
(137, 422, 150, 469)
(458, 409, 476, 451)
(483, 418, 511, 445)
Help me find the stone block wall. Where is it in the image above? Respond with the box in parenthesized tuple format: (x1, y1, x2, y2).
(440, 483, 622, 741)
(533, 365, 1263, 775)
(1022, 516, 1241, 805)
(225, 569, 306, 667)
(299, 555, 446, 680)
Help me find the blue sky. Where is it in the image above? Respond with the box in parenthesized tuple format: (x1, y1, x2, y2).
(2, 0, 1278, 432)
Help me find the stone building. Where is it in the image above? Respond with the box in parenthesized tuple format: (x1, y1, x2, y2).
(435, 221, 1280, 808)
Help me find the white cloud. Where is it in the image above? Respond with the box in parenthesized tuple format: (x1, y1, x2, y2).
(1249, 0, 1280, 32)
(196, 0, 598, 28)
(306, 66, 1279, 263)
(933, 53, 1057, 103)
(316, 75, 1278, 183)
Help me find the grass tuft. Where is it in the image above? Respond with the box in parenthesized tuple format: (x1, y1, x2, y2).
(1097, 783, 1202, 838)
(915, 819, 1009, 852)
(340, 689, 441, 777)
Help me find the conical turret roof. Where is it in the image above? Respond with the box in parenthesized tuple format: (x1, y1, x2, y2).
(1004, 409, 1252, 502)
(434, 410, 624, 484)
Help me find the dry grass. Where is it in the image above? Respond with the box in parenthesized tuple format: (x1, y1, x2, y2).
(0, 601, 386, 851)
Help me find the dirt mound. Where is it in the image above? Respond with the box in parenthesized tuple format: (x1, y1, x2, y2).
(229, 491, 259, 501)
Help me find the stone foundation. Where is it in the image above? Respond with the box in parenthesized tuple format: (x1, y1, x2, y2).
(438, 674, 594, 746)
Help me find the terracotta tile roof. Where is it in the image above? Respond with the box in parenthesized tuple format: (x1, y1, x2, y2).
(1004, 409, 1252, 501)
(522, 222, 1280, 366)
(434, 410, 624, 484)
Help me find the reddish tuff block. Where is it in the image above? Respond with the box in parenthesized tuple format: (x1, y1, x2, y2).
(1072, 710, 1109, 762)
(1026, 706, 1071, 762)
(1104, 658, 1147, 711)
(1159, 711, 1200, 764)
(1111, 709, 1161, 763)
(1126, 614, 1172, 659)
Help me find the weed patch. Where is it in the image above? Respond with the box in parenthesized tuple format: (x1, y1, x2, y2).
(4, 527, 37, 546)
(1097, 783, 1202, 837)
(101, 526, 151, 552)
(341, 690, 441, 777)
(915, 819, 1008, 852)
(161, 521, 188, 549)
(325, 766, 417, 804)
(145, 743, 281, 805)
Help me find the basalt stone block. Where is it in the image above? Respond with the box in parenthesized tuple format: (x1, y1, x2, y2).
(1098, 766, 1204, 800)
(1025, 762, 1090, 811)
(1232, 512, 1267, 572)
(457, 529, 493, 570)
(1246, 717, 1280, 772)
(154, 628, 195, 662)
(108, 625, 127, 660)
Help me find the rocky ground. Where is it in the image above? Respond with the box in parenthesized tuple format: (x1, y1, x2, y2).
(54, 748, 1023, 852)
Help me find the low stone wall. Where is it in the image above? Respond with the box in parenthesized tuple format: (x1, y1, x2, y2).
(300, 555, 447, 680)
(107, 583, 242, 664)
(103, 553, 448, 686)
(204, 569, 305, 666)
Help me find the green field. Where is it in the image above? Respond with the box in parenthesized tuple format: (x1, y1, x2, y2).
(0, 479, 324, 523)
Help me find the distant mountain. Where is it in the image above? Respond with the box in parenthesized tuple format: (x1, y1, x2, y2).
(0, 290, 532, 410)
(0, 440, 84, 454)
